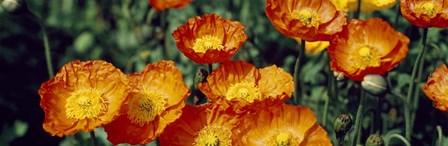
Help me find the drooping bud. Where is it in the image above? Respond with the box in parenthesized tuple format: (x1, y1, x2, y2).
(361, 74, 387, 95)
(1, 0, 27, 15)
(193, 68, 209, 105)
(194, 68, 208, 85)
(333, 71, 346, 81)
(365, 134, 384, 146)
(333, 113, 353, 144)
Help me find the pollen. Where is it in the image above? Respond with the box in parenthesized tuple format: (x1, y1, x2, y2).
(291, 10, 320, 28)
(225, 81, 262, 103)
(351, 46, 381, 70)
(193, 125, 231, 146)
(415, 1, 440, 18)
(127, 90, 167, 126)
(267, 132, 299, 146)
(192, 35, 224, 53)
(65, 88, 107, 120)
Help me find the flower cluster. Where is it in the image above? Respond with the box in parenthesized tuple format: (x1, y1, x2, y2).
(37, 0, 448, 145)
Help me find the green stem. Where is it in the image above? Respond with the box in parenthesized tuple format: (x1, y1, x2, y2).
(394, 2, 401, 27)
(432, 125, 443, 146)
(354, 0, 361, 19)
(90, 131, 97, 146)
(387, 134, 411, 146)
(208, 64, 213, 73)
(323, 53, 335, 127)
(293, 40, 305, 105)
(352, 87, 366, 146)
(28, 10, 54, 78)
(404, 28, 428, 141)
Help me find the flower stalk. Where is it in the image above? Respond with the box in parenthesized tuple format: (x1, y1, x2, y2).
(352, 87, 366, 146)
(404, 28, 428, 141)
(293, 39, 305, 105)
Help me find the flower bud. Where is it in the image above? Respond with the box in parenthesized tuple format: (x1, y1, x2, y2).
(361, 74, 387, 95)
(333, 71, 346, 81)
(333, 113, 353, 139)
(365, 134, 384, 146)
(194, 68, 208, 85)
(1, 0, 27, 15)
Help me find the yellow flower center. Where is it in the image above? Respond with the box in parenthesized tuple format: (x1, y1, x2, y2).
(267, 132, 299, 146)
(127, 90, 167, 126)
(65, 88, 107, 120)
(225, 81, 262, 103)
(415, 1, 440, 18)
(192, 35, 224, 53)
(194, 125, 232, 146)
(291, 10, 320, 28)
(351, 46, 381, 70)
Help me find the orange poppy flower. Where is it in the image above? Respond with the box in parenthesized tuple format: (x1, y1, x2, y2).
(422, 64, 448, 111)
(172, 14, 248, 64)
(400, 0, 448, 28)
(104, 61, 190, 145)
(237, 104, 331, 145)
(38, 60, 128, 137)
(328, 18, 409, 81)
(265, 0, 348, 41)
(159, 104, 241, 146)
(198, 61, 294, 113)
(148, 0, 192, 11)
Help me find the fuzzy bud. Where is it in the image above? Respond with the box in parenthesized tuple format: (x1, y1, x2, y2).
(333, 71, 346, 81)
(361, 74, 387, 95)
(1, 0, 27, 14)
(365, 134, 384, 146)
(334, 113, 353, 139)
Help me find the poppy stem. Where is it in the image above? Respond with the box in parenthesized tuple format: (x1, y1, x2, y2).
(90, 131, 97, 146)
(394, 2, 401, 27)
(404, 28, 428, 142)
(386, 134, 411, 146)
(27, 10, 54, 78)
(354, 0, 361, 19)
(352, 87, 366, 146)
(293, 40, 305, 105)
(208, 64, 213, 73)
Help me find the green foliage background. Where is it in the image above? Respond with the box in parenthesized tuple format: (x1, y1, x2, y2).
(1, 0, 448, 145)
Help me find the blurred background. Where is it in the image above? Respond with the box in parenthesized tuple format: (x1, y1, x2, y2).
(1, 0, 448, 145)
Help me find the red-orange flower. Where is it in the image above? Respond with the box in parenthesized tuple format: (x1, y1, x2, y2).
(422, 64, 448, 111)
(400, 0, 448, 28)
(159, 104, 241, 146)
(148, 0, 192, 11)
(198, 61, 294, 113)
(104, 61, 190, 145)
(38, 60, 128, 137)
(237, 104, 331, 145)
(172, 14, 248, 64)
(328, 18, 409, 81)
(265, 0, 347, 41)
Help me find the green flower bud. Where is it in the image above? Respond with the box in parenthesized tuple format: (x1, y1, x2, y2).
(333, 71, 346, 81)
(365, 134, 384, 146)
(333, 113, 353, 138)
(1, 0, 27, 15)
(361, 74, 387, 95)
(194, 68, 208, 85)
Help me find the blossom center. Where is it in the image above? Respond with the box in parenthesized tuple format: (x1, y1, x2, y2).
(415, 2, 440, 18)
(351, 46, 381, 70)
(127, 90, 166, 126)
(194, 125, 231, 146)
(65, 88, 107, 120)
(225, 81, 262, 103)
(192, 35, 224, 53)
(267, 132, 299, 146)
(291, 10, 320, 28)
